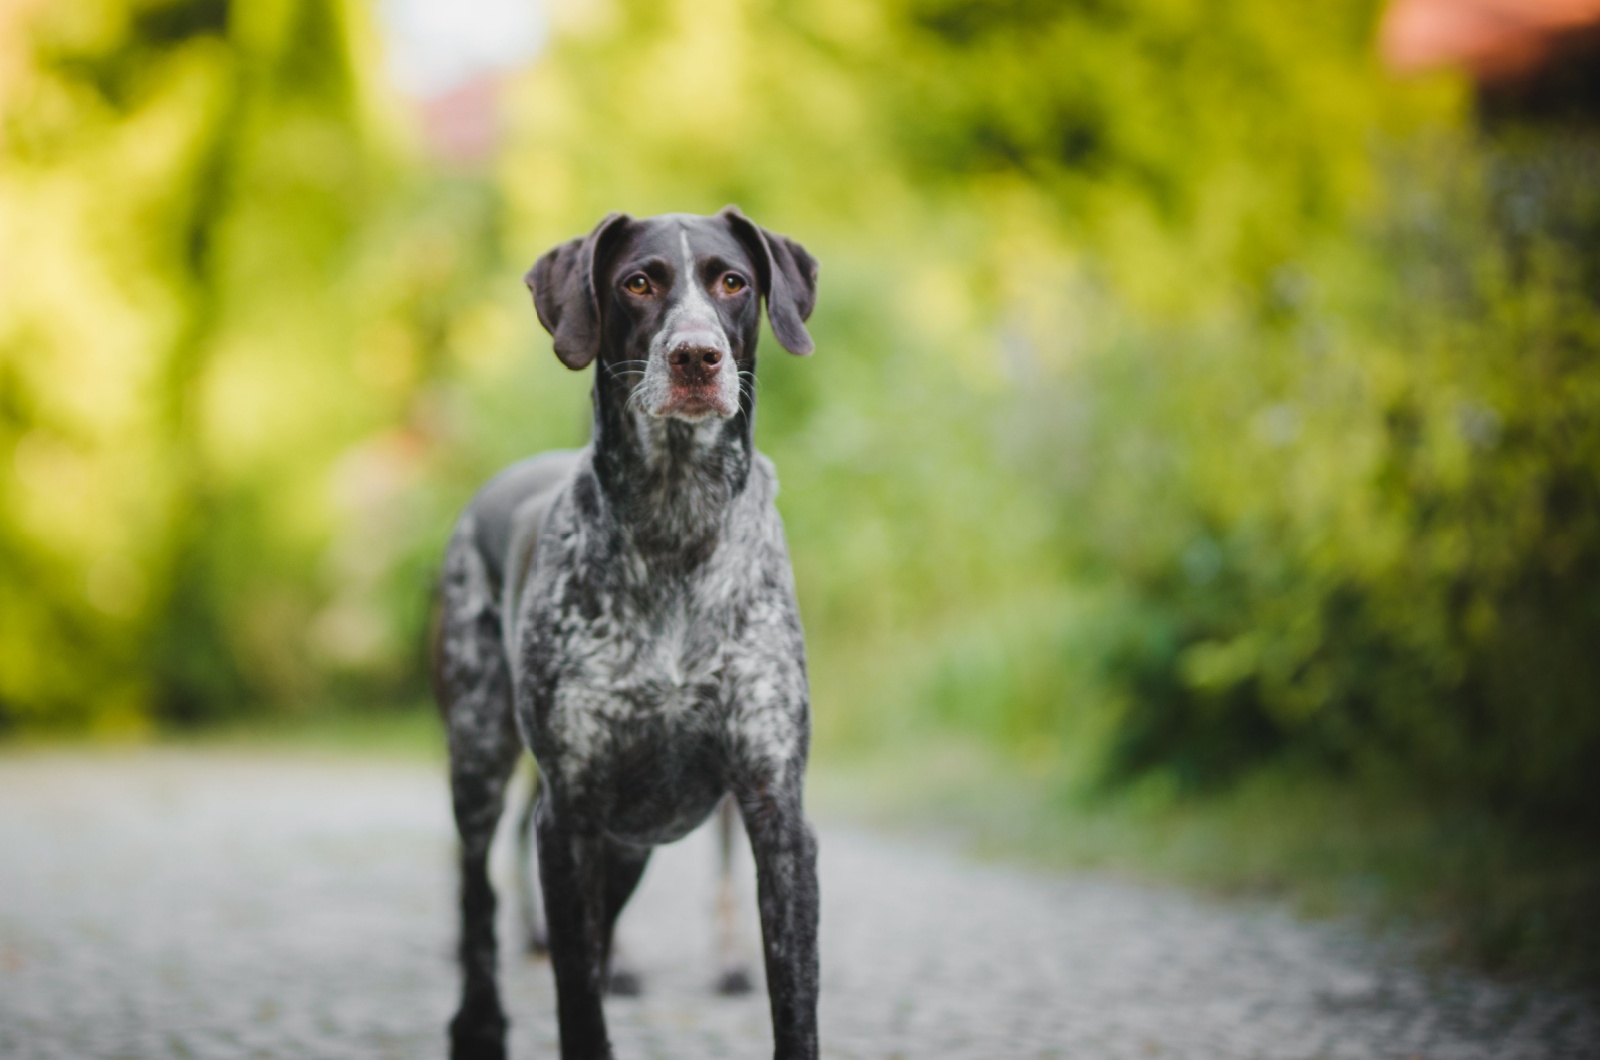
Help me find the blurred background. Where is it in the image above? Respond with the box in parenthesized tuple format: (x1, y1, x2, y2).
(2, 0, 1598, 980)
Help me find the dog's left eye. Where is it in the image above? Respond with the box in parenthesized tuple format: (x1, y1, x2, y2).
(721, 273, 747, 294)
(623, 274, 651, 295)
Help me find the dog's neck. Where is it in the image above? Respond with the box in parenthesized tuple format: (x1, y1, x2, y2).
(588, 369, 755, 558)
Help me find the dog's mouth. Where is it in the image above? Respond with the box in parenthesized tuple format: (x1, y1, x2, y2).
(650, 385, 737, 421)
(628, 343, 741, 422)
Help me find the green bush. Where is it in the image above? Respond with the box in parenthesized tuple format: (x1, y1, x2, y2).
(1032, 135, 1600, 819)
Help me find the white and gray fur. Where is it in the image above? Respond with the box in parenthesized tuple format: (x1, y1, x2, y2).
(432, 208, 821, 1060)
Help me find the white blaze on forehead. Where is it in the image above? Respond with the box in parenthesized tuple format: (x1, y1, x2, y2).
(633, 225, 742, 420)
(661, 229, 726, 348)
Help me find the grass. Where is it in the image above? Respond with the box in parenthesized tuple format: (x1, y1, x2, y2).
(0, 703, 448, 763)
(168, 703, 450, 760)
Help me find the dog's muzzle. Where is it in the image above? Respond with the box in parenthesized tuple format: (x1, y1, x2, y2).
(643, 321, 738, 420)
(659, 342, 733, 418)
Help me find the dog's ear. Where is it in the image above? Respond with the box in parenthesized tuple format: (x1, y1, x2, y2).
(719, 205, 818, 356)
(525, 212, 632, 370)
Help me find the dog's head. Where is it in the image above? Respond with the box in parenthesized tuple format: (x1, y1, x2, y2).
(526, 208, 818, 422)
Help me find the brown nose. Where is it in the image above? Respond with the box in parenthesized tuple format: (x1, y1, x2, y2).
(668, 345, 723, 383)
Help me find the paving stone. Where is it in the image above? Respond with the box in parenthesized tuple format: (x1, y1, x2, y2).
(1, 751, 1595, 1059)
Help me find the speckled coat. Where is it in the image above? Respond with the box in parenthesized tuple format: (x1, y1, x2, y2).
(432, 208, 821, 1060)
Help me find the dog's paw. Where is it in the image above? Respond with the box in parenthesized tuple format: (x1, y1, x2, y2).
(714, 965, 754, 996)
(448, 1007, 508, 1060)
(605, 965, 644, 997)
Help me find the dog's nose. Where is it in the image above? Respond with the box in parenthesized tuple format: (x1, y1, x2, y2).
(667, 344, 723, 383)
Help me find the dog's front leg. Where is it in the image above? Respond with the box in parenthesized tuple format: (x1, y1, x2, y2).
(737, 780, 820, 1060)
(535, 803, 614, 1060)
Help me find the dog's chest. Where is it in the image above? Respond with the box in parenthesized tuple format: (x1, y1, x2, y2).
(528, 565, 751, 840)
(533, 551, 747, 752)
(571, 596, 725, 713)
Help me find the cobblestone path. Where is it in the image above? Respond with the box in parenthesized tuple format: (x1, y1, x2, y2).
(2, 751, 1595, 1059)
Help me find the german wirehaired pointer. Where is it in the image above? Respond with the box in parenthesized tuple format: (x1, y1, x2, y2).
(431, 207, 821, 1060)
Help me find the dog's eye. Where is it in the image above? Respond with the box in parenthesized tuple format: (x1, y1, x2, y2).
(721, 273, 747, 294)
(623, 274, 651, 295)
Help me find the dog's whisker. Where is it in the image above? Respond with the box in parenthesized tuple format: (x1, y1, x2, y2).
(605, 362, 650, 384)
(736, 368, 762, 408)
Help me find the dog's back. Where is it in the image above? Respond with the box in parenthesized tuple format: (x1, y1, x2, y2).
(462, 449, 582, 662)
(466, 452, 578, 594)
(429, 449, 576, 711)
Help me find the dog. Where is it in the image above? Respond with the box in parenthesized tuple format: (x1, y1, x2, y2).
(431, 207, 821, 1060)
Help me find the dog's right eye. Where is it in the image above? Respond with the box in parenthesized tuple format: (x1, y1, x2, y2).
(623, 274, 651, 295)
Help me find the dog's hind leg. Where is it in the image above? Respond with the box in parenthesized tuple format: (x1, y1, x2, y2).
(599, 840, 650, 996)
(437, 528, 521, 1060)
(444, 679, 520, 1060)
(447, 730, 518, 1060)
(514, 762, 548, 955)
(714, 795, 755, 995)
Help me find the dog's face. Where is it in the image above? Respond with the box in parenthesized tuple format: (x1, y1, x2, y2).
(602, 215, 758, 421)
(527, 208, 818, 423)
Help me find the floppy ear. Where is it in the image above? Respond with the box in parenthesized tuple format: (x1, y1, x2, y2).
(719, 205, 819, 356)
(524, 212, 632, 370)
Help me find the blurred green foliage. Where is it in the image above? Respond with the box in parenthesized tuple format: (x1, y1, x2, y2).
(3, 0, 1599, 842)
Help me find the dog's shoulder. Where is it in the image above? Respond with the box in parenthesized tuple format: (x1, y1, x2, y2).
(733, 451, 794, 557)
(747, 450, 780, 503)
(461, 449, 586, 591)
